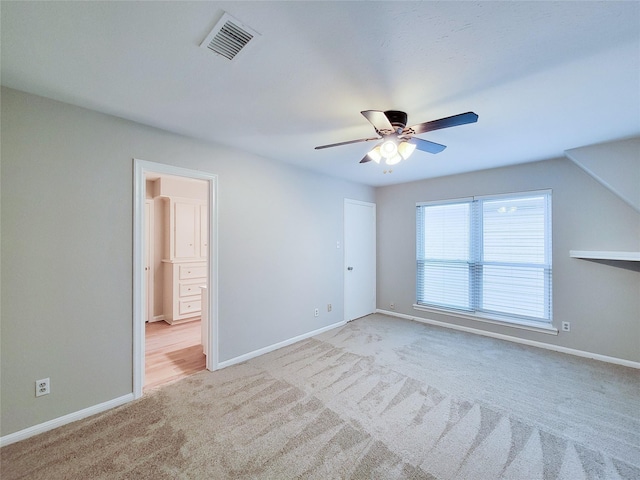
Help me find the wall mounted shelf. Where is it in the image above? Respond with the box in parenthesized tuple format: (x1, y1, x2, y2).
(569, 250, 640, 261)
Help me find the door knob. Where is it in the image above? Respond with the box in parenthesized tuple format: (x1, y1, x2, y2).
(347, 266, 353, 271)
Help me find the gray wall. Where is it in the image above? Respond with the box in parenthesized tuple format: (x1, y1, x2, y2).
(566, 137, 640, 213)
(0, 87, 374, 436)
(376, 158, 640, 363)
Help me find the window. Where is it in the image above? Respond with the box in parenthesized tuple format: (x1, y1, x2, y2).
(416, 191, 552, 324)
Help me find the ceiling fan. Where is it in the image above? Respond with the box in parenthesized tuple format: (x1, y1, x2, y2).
(315, 110, 478, 165)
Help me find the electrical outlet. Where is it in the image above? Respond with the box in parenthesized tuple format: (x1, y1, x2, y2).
(36, 378, 50, 397)
(327, 304, 332, 312)
(314, 308, 319, 317)
(390, 303, 395, 310)
(562, 322, 571, 332)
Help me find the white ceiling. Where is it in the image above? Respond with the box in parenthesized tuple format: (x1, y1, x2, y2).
(2, 1, 639, 186)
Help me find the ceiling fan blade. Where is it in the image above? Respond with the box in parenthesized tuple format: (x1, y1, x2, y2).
(361, 110, 394, 133)
(409, 112, 478, 135)
(409, 137, 447, 154)
(315, 137, 380, 150)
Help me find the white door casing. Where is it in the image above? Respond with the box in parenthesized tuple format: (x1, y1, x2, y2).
(144, 201, 154, 323)
(344, 199, 376, 321)
(133, 159, 218, 399)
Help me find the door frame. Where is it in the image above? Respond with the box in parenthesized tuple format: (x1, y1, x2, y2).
(133, 158, 219, 398)
(144, 199, 155, 323)
(343, 198, 376, 322)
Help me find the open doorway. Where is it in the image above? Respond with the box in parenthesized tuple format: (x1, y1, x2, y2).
(133, 159, 218, 399)
(143, 172, 208, 390)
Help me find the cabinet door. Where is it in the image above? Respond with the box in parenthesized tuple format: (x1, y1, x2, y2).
(174, 202, 198, 258)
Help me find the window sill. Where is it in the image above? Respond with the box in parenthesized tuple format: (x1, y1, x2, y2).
(412, 304, 558, 335)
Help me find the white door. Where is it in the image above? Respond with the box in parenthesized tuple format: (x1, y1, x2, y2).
(344, 199, 376, 321)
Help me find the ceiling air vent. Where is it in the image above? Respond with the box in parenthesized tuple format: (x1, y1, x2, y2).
(200, 12, 260, 61)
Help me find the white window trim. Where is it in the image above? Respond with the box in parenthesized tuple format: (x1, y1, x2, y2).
(417, 196, 474, 207)
(473, 189, 552, 200)
(412, 304, 558, 335)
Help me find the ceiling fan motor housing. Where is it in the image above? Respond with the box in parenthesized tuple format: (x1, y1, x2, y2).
(384, 110, 408, 130)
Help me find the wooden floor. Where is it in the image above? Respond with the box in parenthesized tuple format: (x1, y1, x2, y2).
(145, 319, 205, 391)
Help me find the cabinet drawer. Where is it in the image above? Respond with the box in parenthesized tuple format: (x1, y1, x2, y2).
(179, 283, 202, 297)
(179, 264, 206, 280)
(179, 298, 201, 316)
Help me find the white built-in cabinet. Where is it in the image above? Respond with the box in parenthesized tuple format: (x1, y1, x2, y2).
(162, 197, 208, 324)
(167, 200, 208, 260)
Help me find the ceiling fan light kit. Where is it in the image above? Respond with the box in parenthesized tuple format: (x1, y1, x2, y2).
(367, 146, 383, 163)
(316, 110, 478, 166)
(385, 153, 402, 166)
(381, 140, 398, 157)
(397, 141, 417, 159)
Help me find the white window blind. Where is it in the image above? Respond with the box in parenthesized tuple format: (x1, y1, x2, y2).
(416, 192, 552, 324)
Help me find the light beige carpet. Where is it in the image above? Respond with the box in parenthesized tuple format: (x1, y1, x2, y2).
(2, 314, 639, 479)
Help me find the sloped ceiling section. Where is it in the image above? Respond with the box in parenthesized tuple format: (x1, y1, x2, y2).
(565, 138, 640, 213)
(1, 1, 639, 186)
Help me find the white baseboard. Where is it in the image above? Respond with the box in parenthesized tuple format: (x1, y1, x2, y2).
(0, 393, 135, 447)
(218, 320, 347, 369)
(377, 309, 640, 369)
(152, 315, 165, 322)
